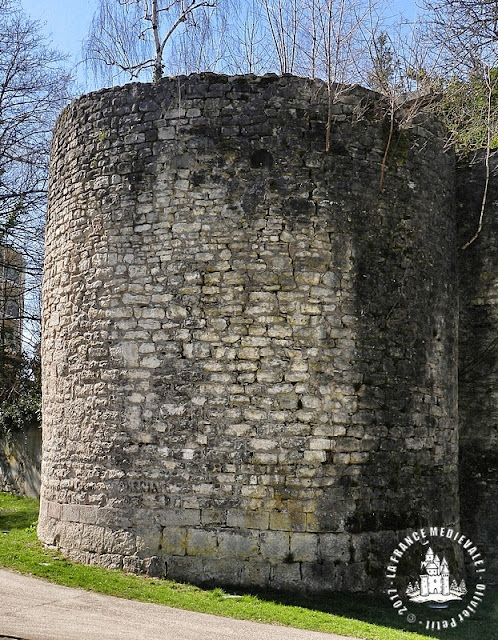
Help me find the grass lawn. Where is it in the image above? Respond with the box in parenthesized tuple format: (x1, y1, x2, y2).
(0, 492, 496, 640)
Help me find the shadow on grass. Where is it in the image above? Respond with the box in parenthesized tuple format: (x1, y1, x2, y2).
(245, 585, 497, 640)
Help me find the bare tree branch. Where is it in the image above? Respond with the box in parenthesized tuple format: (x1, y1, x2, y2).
(0, 1, 72, 356)
(422, 0, 498, 247)
(84, 0, 222, 82)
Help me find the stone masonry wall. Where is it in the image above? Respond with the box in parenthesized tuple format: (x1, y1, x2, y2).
(0, 423, 41, 498)
(38, 74, 458, 592)
(457, 156, 498, 583)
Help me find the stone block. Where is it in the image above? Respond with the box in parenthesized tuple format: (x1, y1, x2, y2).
(80, 524, 105, 553)
(203, 558, 242, 586)
(269, 510, 306, 532)
(306, 509, 344, 533)
(301, 561, 344, 592)
(66, 549, 90, 566)
(270, 563, 302, 589)
(186, 529, 218, 556)
(260, 531, 290, 562)
(309, 437, 331, 450)
(240, 485, 267, 498)
(157, 509, 201, 527)
(268, 324, 292, 338)
(158, 126, 175, 140)
(59, 522, 84, 550)
(201, 509, 227, 526)
(226, 510, 269, 530)
(304, 450, 327, 463)
(318, 533, 351, 563)
(252, 452, 278, 464)
(217, 530, 259, 559)
(166, 555, 204, 584)
(256, 369, 283, 383)
(237, 347, 260, 360)
(341, 562, 371, 592)
(249, 438, 276, 451)
(123, 555, 143, 573)
(106, 529, 137, 555)
(240, 561, 271, 588)
(290, 532, 318, 563)
(97, 553, 124, 570)
(61, 503, 80, 523)
(161, 527, 187, 555)
(143, 556, 167, 577)
(47, 500, 61, 520)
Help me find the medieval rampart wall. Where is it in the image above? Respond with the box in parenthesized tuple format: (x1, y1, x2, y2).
(457, 157, 498, 582)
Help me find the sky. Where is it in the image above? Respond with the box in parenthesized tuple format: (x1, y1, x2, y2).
(21, 0, 99, 92)
(20, 0, 420, 93)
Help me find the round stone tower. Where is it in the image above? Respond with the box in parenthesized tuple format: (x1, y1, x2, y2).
(39, 74, 458, 592)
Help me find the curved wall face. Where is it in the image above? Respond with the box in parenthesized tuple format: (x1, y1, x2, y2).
(39, 74, 458, 591)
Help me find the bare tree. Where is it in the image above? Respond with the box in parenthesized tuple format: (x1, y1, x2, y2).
(169, 1, 228, 74)
(84, 0, 390, 111)
(0, 1, 70, 414)
(84, 0, 222, 83)
(0, 7, 70, 227)
(226, 1, 385, 149)
(221, 0, 271, 75)
(301, 0, 385, 150)
(0, 1, 71, 348)
(422, 0, 498, 247)
(354, 9, 457, 192)
(256, 0, 307, 75)
(314, 0, 356, 150)
(440, 64, 498, 250)
(250, 0, 383, 82)
(424, 0, 498, 67)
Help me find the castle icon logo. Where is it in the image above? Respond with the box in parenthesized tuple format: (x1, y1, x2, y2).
(406, 547, 467, 604)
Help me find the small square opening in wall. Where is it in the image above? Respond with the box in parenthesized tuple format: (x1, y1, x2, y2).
(250, 149, 273, 169)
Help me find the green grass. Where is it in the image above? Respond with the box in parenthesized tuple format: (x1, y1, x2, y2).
(0, 492, 496, 640)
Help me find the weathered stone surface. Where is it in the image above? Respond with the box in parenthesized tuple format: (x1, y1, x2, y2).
(0, 423, 41, 498)
(457, 155, 498, 583)
(39, 73, 460, 592)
